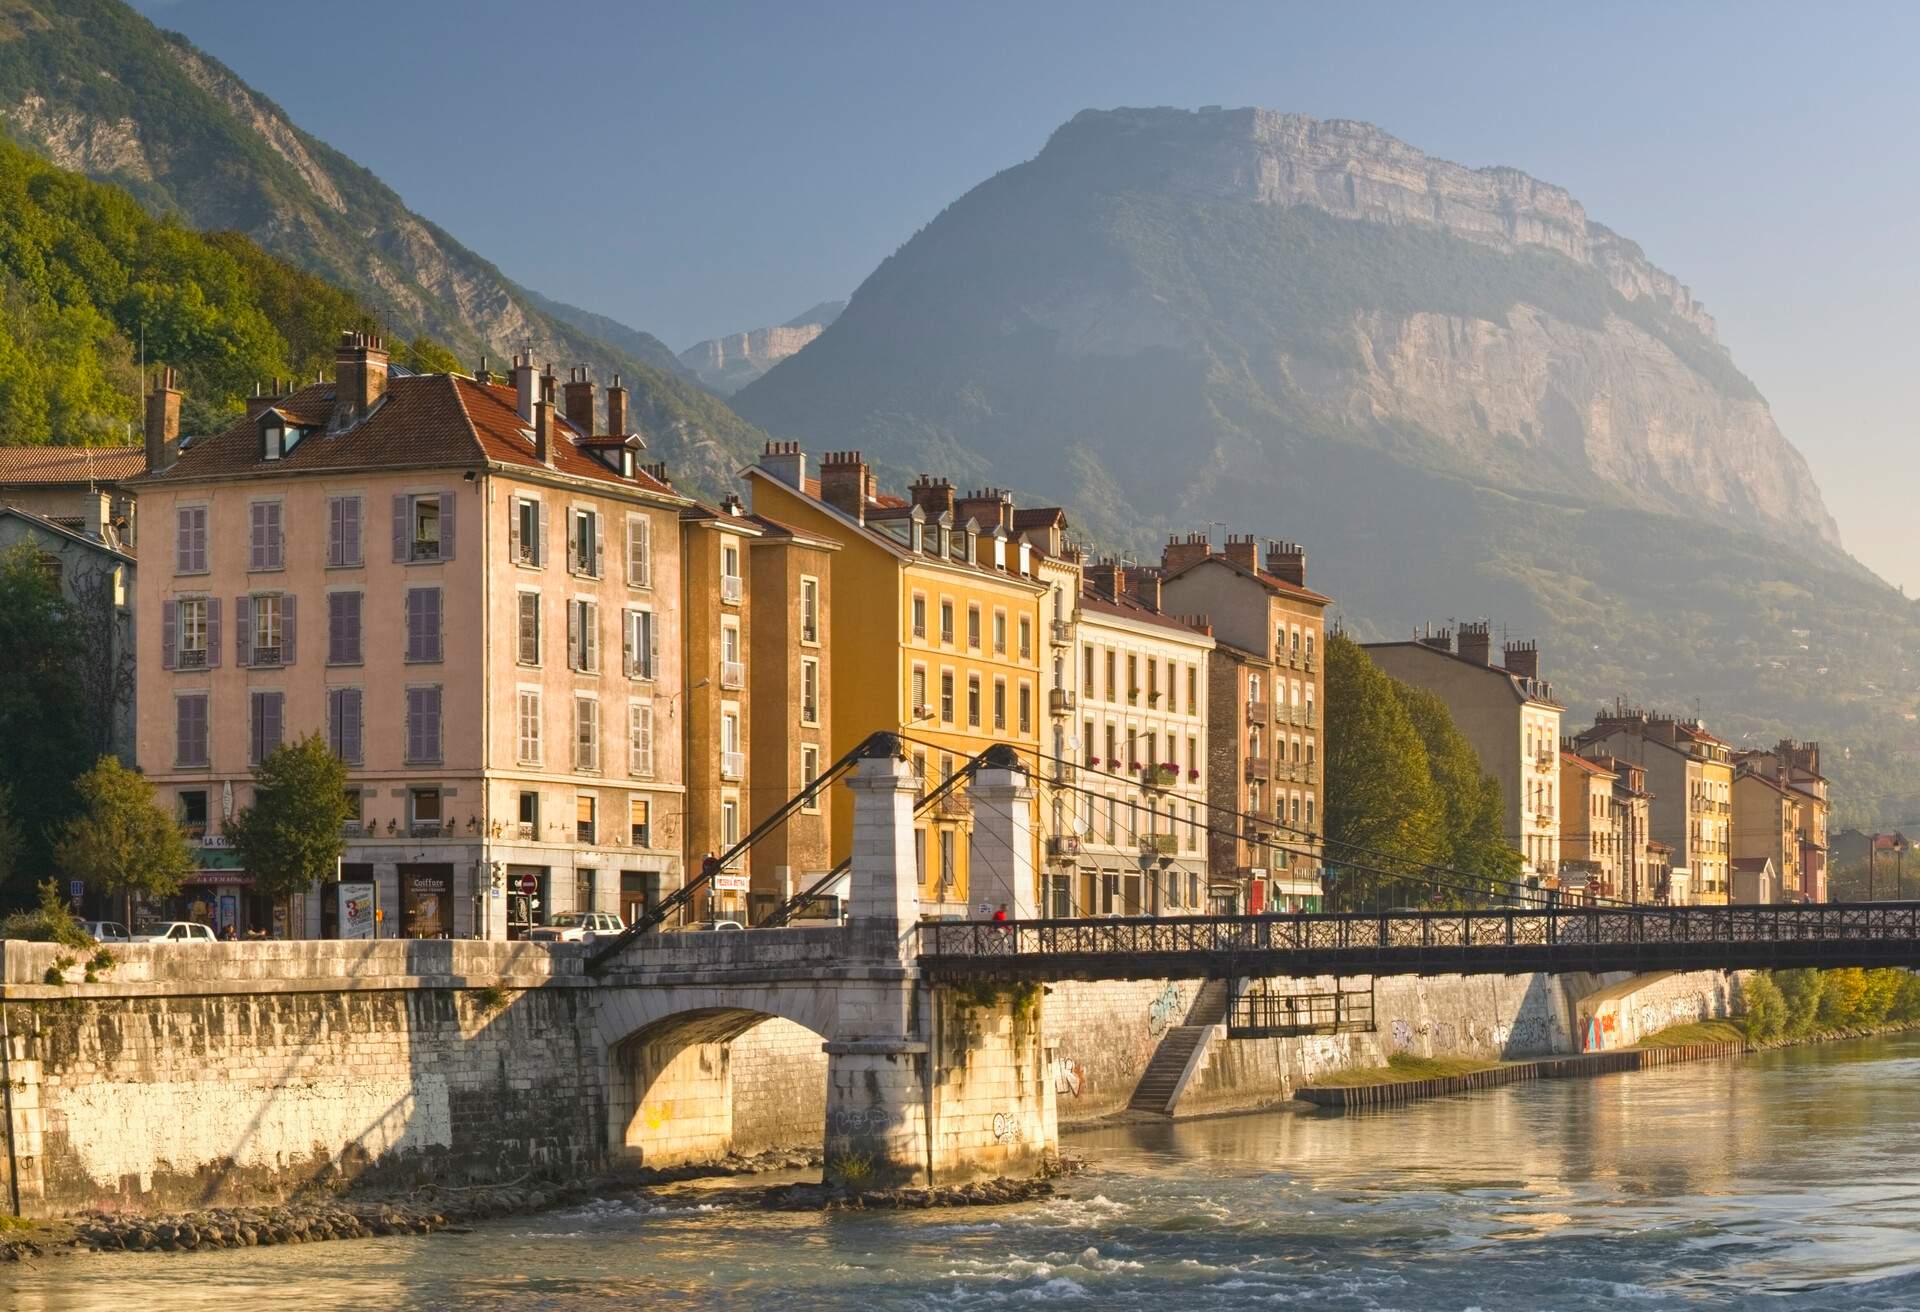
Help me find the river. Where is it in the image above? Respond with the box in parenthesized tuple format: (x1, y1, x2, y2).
(8, 1032, 1920, 1311)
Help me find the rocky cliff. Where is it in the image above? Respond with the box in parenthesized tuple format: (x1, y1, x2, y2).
(680, 301, 845, 394)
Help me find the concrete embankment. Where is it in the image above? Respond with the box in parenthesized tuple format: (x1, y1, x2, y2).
(1295, 1041, 1748, 1110)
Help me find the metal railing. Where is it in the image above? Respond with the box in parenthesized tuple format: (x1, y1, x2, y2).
(720, 659, 745, 689)
(1245, 755, 1270, 779)
(251, 645, 282, 666)
(1049, 688, 1077, 714)
(178, 648, 208, 669)
(721, 750, 745, 780)
(721, 574, 744, 604)
(1050, 619, 1073, 646)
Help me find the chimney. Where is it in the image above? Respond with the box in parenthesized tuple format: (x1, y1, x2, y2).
(908, 474, 955, 518)
(511, 354, 538, 423)
(1162, 531, 1211, 574)
(642, 460, 671, 487)
(1129, 570, 1162, 611)
(531, 397, 554, 467)
(85, 490, 113, 545)
(144, 366, 180, 472)
(1085, 560, 1124, 598)
(1417, 626, 1453, 653)
(1223, 533, 1258, 571)
(1265, 540, 1307, 587)
(761, 440, 807, 490)
(562, 367, 595, 434)
(541, 363, 557, 405)
(1503, 640, 1539, 679)
(244, 380, 286, 420)
(955, 487, 1014, 531)
(606, 374, 628, 436)
(1458, 621, 1492, 665)
(474, 356, 494, 386)
(819, 451, 870, 522)
(332, 331, 389, 428)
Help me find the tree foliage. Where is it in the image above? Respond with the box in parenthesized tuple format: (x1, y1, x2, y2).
(0, 544, 92, 888)
(1744, 967, 1920, 1043)
(1322, 633, 1445, 906)
(1393, 681, 1524, 895)
(227, 734, 350, 905)
(54, 756, 191, 918)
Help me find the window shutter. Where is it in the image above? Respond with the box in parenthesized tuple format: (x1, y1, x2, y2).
(205, 598, 222, 668)
(392, 494, 409, 562)
(249, 503, 266, 570)
(622, 610, 634, 677)
(594, 528, 603, 578)
(194, 509, 208, 573)
(343, 496, 361, 566)
(328, 689, 342, 756)
(282, 594, 297, 665)
(327, 498, 343, 567)
(566, 512, 578, 573)
(568, 603, 582, 671)
(646, 612, 658, 680)
(235, 596, 252, 667)
(175, 514, 191, 573)
(265, 692, 283, 756)
(440, 492, 456, 559)
(536, 500, 549, 567)
(426, 689, 441, 762)
(405, 589, 422, 660)
(347, 689, 363, 764)
(406, 689, 422, 763)
(508, 500, 521, 562)
(427, 588, 442, 660)
(161, 601, 177, 669)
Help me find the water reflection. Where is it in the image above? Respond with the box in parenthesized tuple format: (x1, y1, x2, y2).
(9, 1034, 1920, 1310)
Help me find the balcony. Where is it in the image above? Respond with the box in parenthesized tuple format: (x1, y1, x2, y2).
(338, 821, 361, 838)
(720, 574, 743, 604)
(1141, 764, 1178, 791)
(251, 645, 282, 667)
(516, 822, 535, 840)
(1246, 701, 1268, 724)
(410, 538, 442, 563)
(1049, 688, 1077, 715)
(1049, 619, 1072, 646)
(577, 821, 595, 844)
(1138, 834, 1178, 856)
(1534, 752, 1556, 774)
(1047, 835, 1082, 858)
(177, 648, 207, 670)
(719, 659, 745, 689)
(409, 821, 447, 839)
(721, 750, 745, 780)
(631, 825, 651, 849)
(1245, 756, 1271, 780)
(1534, 805, 1555, 824)
(936, 790, 972, 819)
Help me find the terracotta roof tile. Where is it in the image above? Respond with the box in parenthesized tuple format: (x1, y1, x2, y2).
(0, 445, 147, 485)
(1078, 585, 1210, 639)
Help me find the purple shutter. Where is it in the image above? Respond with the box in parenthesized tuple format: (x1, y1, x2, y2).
(568, 602, 582, 670)
(161, 601, 177, 670)
(646, 613, 658, 680)
(327, 499, 344, 567)
(269, 504, 284, 569)
(392, 494, 408, 562)
(249, 503, 266, 570)
(266, 692, 283, 756)
(404, 590, 419, 659)
(282, 594, 297, 665)
(426, 688, 440, 761)
(206, 598, 222, 668)
(427, 588, 442, 660)
(622, 610, 634, 677)
(343, 496, 361, 566)
(193, 508, 208, 573)
(328, 593, 344, 664)
(508, 500, 521, 562)
(235, 596, 252, 667)
(405, 690, 419, 762)
(175, 513, 191, 573)
(439, 493, 456, 560)
(566, 511, 578, 573)
(536, 501, 549, 567)
(347, 689, 363, 764)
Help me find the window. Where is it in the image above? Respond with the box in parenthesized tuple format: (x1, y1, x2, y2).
(405, 587, 443, 662)
(1305, 631, 1315, 662)
(246, 593, 288, 667)
(575, 696, 601, 771)
(625, 513, 652, 587)
(1018, 682, 1032, 734)
(800, 576, 820, 644)
(1018, 616, 1032, 660)
(171, 596, 210, 669)
(515, 790, 540, 836)
(630, 797, 651, 847)
(175, 506, 208, 574)
(970, 605, 983, 650)
(940, 670, 955, 723)
(327, 496, 362, 567)
(721, 799, 740, 849)
(512, 496, 543, 567)
(327, 687, 364, 765)
(720, 541, 742, 602)
(248, 501, 284, 571)
(1105, 650, 1116, 702)
(993, 679, 1007, 730)
(328, 591, 363, 665)
(629, 702, 654, 776)
(1082, 643, 1094, 692)
(801, 744, 822, 812)
(517, 689, 542, 764)
(576, 794, 596, 844)
(625, 608, 657, 680)
(569, 507, 600, 577)
(939, 599, 955, 644)
(175, 694, 209, 768)
(409, 788, 442, 830)
(1188, 665, 1197, 712)
(801, 657, 821, 725)
(1127, 654, 1139, 703)
(179, 789, 209, 837)
(938, 829, 956, 890)
(720, 710, 742, 778)
(404, 687, 443, 764)
(261, 418, 308, 461)
(517, 592, 541, 665)
(569, 599, 599, 672)
(911, 593, 927, 639)
(249, 690, 285, 765)
(911, 665, 928, 717)
(968, 676, 982, 729)
(993, 610, 1007, 655)
(410, 495, 444, 562)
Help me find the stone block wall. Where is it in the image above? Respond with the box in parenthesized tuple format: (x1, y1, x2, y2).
(729, 1018, 828, 1155)
(927, 987, 1055, 1181)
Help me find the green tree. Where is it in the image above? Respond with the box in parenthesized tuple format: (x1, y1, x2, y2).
(54, 755, 191, 930)
(1817, 967, 1869, 1029)
(227, 734, 350, 927)
(1323, 633, 1444, 908)
(1775, 968, 1825, 1038)
(1742, 971, 1786, 1043)
(0, 543, 91, 892)
(0, 782, 22, 888)
(1392, 681, 1523, 901)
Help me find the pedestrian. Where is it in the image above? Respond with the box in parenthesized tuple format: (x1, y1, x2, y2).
(993, 903, 1009, 923)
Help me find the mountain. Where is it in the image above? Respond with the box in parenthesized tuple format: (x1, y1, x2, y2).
(736, 106, 1920, 823)
(680, 300, 845, 395)
(0, 0, 762, 490)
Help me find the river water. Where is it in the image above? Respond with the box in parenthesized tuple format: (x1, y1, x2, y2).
(9, 1033, 1920, 1311)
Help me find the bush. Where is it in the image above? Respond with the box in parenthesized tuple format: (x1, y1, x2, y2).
(0, 880, 93, 948)
(1742, 972, 1786, 1044)
(1775, 969, 1825, 1038)
(1817, 968, 1868, 1029)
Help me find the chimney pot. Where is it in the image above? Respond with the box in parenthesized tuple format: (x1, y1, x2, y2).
(331, 332, 389, 429)
(1458, 621, 1492, 666)
(819, 451, 870, 523)
(562, 367, 595, 435)
(532, 398, 554, 467)
(761, 440, 808, 490)
(1161, 529, 1212, 573)
(512, 355, 538, 423)
(1223, 533, 1258, 571)
(1264, 539, 1307, 586)
(144, 366, 181, 472)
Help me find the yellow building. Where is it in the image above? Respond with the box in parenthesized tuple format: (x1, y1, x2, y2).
(745, 446, 1047, 911)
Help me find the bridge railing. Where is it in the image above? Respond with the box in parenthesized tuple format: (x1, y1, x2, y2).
(917, 903, 1920, 963)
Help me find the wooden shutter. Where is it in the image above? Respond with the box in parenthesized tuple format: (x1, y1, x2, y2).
(205, 598, 221, 668)
(175, 513, 191, 573)
(405, 589, 423, 661)
(593, 518, 604, 577)
(249, 503, 266, 570)
(566, 511, 578, 573)
(508, 499, 521, 562)
(424, 689, 440, 762)
(343, 496, 361, 566)
(235, 596, 253, 667)
(392, 494, 409, 562)
(567, 602, 582, 671)
(645, 611, 658, 680)
(536, 501, 549, 567)
(327, 498, 343, 567)
(426, 588, 441, 660)
(161, 601, 177, 669)
(440, 492, 456, 559)
(621, 610, 634, 677)
(282, 594, 297, 665)
(406, 689, 422, 763)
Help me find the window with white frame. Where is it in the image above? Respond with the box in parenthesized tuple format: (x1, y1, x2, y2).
(801, 657, 821, 724)
(626, 608, 657, 680)
(800, 576, 820, 644)
(801, 743, 821, 812)
(517, 689, 542, 764)
(629, 701, 654, 776)
(570, 507, 600, 577)
(517, 591, 541, 665)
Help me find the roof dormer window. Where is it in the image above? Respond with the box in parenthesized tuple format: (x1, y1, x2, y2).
(261, 416, 309, 462)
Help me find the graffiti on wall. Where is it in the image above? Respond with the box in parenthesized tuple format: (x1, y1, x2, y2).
(993, 1112, 1022, 1143)
(1388, 1019, 1415, 1051)
(829, 1106, 908, 1135)
(1054, 1058, 1084, 1098)
(1147, 984, 1184, 1036)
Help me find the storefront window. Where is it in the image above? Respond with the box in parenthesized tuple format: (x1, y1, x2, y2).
(400, 864, 451, 938)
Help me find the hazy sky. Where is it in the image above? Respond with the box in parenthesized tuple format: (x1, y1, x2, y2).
(135, 1, 1920, 592)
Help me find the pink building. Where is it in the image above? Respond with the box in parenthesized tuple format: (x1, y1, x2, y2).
(132, 336, 690, 938)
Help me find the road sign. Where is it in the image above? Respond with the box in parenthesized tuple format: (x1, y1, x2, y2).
(713, 873, 750, 892)
(516, 872, 538, 895)
(69, 879, 84, 900)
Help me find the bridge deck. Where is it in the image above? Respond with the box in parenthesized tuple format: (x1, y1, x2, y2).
(916, 904, 1920, 982)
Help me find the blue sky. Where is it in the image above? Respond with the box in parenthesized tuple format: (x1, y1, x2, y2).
(135, 1, 1920, 592)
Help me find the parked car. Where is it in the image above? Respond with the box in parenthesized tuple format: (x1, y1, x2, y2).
(677, 919, 744, 932)
(80, 920, 130, 943)
(133, 921, 217, 943)
(523, 912, 626, 943)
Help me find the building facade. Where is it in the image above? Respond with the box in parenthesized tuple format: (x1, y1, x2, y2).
(1574, 711, 1734, 905)
(1735, 740, 1830, 902)
(1558, 752, 1620, 900)
(1732, 768, 1798, 903)
(1160, 534, 1329, 913)
(1364, 625, 1564, 881)
(133, 338, 690, 939)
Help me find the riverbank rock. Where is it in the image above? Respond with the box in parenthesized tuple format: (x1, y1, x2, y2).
(757, 1177, 1058, 1212)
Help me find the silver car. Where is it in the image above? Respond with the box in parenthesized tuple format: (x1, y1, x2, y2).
(80, 920, 130, 943)
(523, 912, 626, 943)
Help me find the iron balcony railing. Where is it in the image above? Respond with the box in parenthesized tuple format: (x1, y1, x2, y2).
(1050, 619, 1073, 646)
(1049, 688, 1077, 715)
(720, 574, 744, 604)
(721, 750, 745, 780)
(720, 659, 746, 689)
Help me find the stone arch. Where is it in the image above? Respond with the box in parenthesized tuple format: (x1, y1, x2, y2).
(599, 987, 839, 1169)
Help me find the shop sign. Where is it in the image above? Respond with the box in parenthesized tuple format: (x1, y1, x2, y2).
(712, 873, 750, 892)
(186, 870, 252, 887)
